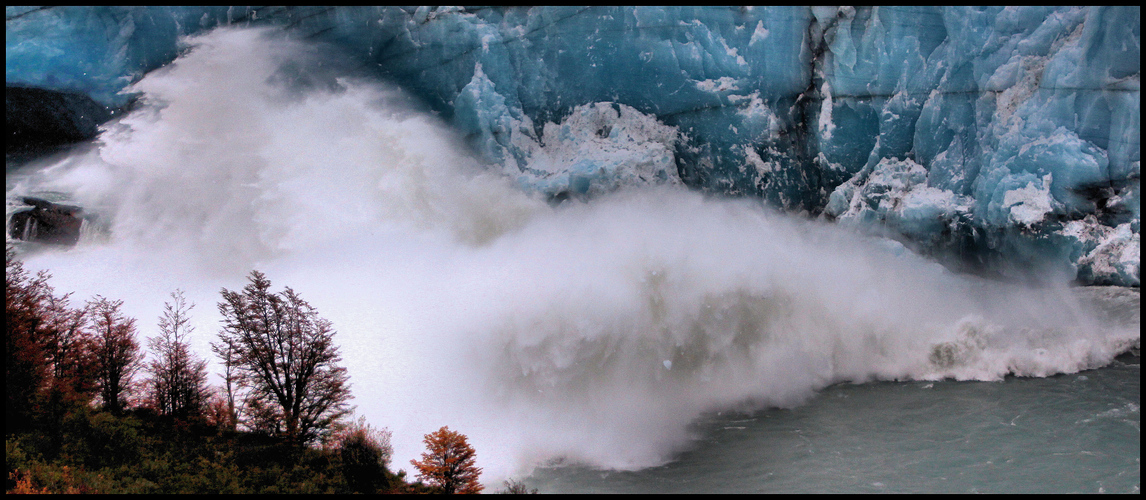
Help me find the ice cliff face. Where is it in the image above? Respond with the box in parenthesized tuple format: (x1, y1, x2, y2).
(5, 6, 1140, 286)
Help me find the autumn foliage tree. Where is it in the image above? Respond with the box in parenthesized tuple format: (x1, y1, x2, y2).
(40, 293, 96, 405)
(212, 271, 353, 446)
(6, 245, 53, 432)
(147, 289, 210, 419)
(87, 296, 143, 415)
(38, 292, 98, 454)
(5, 246, 96, 434)
(410, 426, 483, 494)
(5, 250, 454, 494)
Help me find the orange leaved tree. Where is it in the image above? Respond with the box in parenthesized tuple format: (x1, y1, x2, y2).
(410, 426, 483, 494)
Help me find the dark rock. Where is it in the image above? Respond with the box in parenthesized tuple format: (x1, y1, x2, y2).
(6, 85, 114, 160)
(7, 197, 84, 245)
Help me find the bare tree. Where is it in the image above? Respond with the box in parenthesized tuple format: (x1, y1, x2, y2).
(210, 341, 243, 431)
(212, 271, 352, 445)
(87, 296, 143, 415)
(147, 289, 210, 419)
(496, 479, 538, 494)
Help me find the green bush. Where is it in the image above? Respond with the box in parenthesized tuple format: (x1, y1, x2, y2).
(60, 408, 147, 469)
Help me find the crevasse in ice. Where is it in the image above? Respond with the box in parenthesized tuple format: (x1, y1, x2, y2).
(5, 6, 1140, 286)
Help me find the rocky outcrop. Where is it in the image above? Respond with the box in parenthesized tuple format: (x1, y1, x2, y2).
(6, 86, 115, 161)
(8, 197, 84, 245)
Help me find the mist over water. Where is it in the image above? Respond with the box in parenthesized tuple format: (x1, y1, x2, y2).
(7, 27, 1139, 483)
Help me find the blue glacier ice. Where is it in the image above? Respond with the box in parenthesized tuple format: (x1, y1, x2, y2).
(5, 6, 1140, 285)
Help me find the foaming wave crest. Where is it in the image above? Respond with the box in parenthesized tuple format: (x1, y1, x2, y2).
(11, 26, 1138, 482)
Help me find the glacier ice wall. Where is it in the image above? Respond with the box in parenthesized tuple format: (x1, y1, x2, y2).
(5, 6, 1140, 285)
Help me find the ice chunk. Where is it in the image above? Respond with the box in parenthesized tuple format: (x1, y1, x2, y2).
(827, 157, 972, 246)
(1001, 174, 1055, 228)
(514, 102, 681, 199)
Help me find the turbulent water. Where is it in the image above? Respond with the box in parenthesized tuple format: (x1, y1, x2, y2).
(5, 27, 1140, 491)
(528, 349, 1140, 493)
